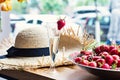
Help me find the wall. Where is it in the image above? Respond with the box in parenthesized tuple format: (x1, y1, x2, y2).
(0, 11, 11, 42)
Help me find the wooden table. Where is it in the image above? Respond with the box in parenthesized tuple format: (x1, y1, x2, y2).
(0, 65, 101, 80)
(26, 65, 100, 80)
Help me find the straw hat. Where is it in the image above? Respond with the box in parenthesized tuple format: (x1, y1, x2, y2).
(0, 26, 76, 70)
(0, 25, 95, 70)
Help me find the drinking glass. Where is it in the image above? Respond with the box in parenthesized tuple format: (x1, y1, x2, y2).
(47, 22, 60, 72)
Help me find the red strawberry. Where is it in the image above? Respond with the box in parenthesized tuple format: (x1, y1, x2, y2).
(88, 61, 97, 67)
(96, 58, 106, 67)
(93, 46, 101, 55)
(117, 59, 120, 67)
(105, 55, 114, 66)
(112, 55, 119, 60)
(99, 51, 109, 58)
(101, 63, 110, 69)
(92, 56, 101, 61)
(112, 55, 120, 64)
(109, 48, 119, 55)
(80, 50, 92, 56)
(118, 52, 120, 56)
(109, 45, 116, 52)
(57, 19, 65, 30)
(100, 45, 109, 52)
(87, 55, 93, 62)
(80, 60, 89, 65)
(74, 57, 82, 63)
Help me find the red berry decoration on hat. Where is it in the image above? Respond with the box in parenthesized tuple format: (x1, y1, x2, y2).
(57, 17, 65, 30)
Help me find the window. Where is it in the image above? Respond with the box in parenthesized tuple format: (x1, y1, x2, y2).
(76, 10, 99, 14)
(37, 20, 42, 24)
(27, 20, 33, 24)
(100, 16, 110, 25)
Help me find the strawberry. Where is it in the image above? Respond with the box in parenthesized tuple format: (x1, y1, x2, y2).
(74, 57, 82, 63)
(109, 45, 116, 52)
(80, 60, 89, 65)
(80, 50, 86, 55)
(80, 50, 92, 56)
(109, 48, 119, 55)
(93, 46, 101, 55)
(101, 63, 110, 69)
(96, 58, 106, 67)
(112, 55, 119, 60)
(112, 55, 119, 64)
(105, 55, 114, 66)
(87, 55, 93, 62)
(57, 18, 65, 30)
(117, 59, 120, 67)
(99, 51, 109, 58)
(88, 61, 97, 67)
(100, 45, 109, 52)
(92, 56, 101, 61)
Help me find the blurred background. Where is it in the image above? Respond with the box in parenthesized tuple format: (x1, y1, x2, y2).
(2, 0, 111, 42)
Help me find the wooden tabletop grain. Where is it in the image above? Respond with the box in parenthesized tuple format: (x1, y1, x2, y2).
(0, 65, 102, 80)
(26, 65, 100, 80)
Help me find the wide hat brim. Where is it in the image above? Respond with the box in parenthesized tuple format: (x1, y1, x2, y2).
(0, 48, 77, 70)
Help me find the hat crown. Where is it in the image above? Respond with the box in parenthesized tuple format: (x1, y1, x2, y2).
(15, 27, 49, 48)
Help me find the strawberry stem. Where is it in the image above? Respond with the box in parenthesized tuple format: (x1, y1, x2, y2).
(112, 63, 117, 69)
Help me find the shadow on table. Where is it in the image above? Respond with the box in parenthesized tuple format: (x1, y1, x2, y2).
(0, 70, 54, 80)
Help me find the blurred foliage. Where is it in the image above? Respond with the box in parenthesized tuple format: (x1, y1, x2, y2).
(77, 0, 109, 6)
(12, 0, 28, 14)
(40, 0, 67, 14)
(11, 0, 109, 14)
